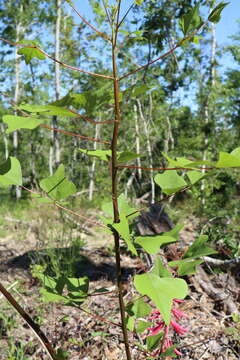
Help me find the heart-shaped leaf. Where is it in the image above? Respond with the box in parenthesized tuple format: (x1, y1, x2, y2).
(134, 274, 188, 324)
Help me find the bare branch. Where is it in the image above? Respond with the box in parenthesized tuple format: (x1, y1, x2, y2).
(65, 0, 111, 42)
(40, 124, 110, 144)
(119, 25, 207, 81)
(0, 37, 113, 80)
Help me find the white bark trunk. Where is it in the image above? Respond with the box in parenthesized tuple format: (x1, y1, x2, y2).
(89, 123, 101, 201)
(134, 104, 142, 180)
(49, 0, 61, 174)
(136, 98, 155, 204)
(14, 22, 22, 199)
(201, 21, 216, 206)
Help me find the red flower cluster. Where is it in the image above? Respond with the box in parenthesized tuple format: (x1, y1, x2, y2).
(147, 299, 189, 358)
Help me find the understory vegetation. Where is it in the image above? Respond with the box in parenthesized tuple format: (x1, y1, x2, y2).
(0, 0, 239, 359)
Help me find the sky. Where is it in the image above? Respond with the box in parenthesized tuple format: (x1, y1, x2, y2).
(73, 0, 240, 69)
(75, 0, 240, 46)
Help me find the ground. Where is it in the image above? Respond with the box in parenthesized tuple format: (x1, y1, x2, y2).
(0, 203, 239, 360)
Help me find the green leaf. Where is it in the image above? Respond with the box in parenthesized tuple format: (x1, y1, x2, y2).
(134, 0, 144, 5)
(216, 148, 240, 168)
(118, 151, 141, 163)
(79, 149, 111, 161)
(19, 104, 76, 117)
(18, 47, 46, 64)
(126, 316, 135, 331)
(112, 214, 137, 255)
(0, 157, 22, 187)
(40, 164, 76, 200)
(65, 277, 89, 295)
(178, 260, 203, 276)
(3, 115, 42, 133)
(208, 2, 229, 23)
(126, 298, 152, 318)
(135, 235, 176, 255)
(166, 224, 184, 239)
(179, 3, 203, 35)
(40, 289, 67, 303)
(136, 320, 152, 334)
(169, 259, 203, 276)
(187, 170, 206, 185)
(183, 235, 217, 259)
(102, 194, 138, 220)
(154, 171, 187, 195)
(160, 345, 177, 358)
(150, 258, 172, 278)
(146, 332, 164, 351)
(134, 274, 188, 324)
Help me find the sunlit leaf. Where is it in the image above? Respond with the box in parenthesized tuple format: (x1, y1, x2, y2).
(19, 104, 76, 117)
(135, 235, 176, 255)
(3, 115, 42, 133)
(154, 171, 187, 195)
(179, 3, 203, 35)
(18, 47, 46, 64)
(183, 235, 217, 259)
(0, 157, 22, 187)
(79, 148, 111, 161)
(40, 164, 76, 200)
(112, 214, 137, 255)
(134, 274, 188, 324)
(216, 148, 240, 168)
(208, 2, 229, 23)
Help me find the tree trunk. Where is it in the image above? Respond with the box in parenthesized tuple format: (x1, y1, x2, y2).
(13, 22, 22, 199)
(49, 0, 61, 175)
(136, 98, 155, 204)
(201, 21, 216, 206)
(89, 123, 101, 201)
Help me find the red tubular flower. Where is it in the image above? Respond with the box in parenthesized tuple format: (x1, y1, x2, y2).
(170, 320, 188, 335)
(147, 299, 189, 359)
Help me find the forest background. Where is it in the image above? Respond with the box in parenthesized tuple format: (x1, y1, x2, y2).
(0, 0, 240, 359)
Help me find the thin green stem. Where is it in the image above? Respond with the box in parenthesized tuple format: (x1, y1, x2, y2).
(111, 5, 132, 359)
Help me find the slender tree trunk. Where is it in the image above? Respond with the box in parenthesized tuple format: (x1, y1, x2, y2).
(13, 22, 22, 199)
(134, 104, 142, 180)
(136, 98, 155, 204)
(201, 22, 216, 206)
(0, 123, 9, 160)
(49, 0, 61, 175)
(89, 123, 101, 200)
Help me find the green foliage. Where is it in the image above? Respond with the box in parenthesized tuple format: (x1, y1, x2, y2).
(179, 3, 203, 35)
(3, 115, 42, 133)
(111, 214, 138, 255)
(134, 274, 188, 324)
(216, 147, 240, 168)
(17, 41, 46, 64)
(208, 2, 229, 24)
(146, 332, 164, 351)
(39, 164, 76, 200)
(154, 170, 187, 195)
(19, 104, 76, 117)
(150, 258, 172, 278)
(135, 235, 176, 255)
(33, 267, 89, 305)
(0, 157, 22, 187)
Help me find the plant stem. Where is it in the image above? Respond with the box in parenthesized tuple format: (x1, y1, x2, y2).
(0, 282, 58, 360)
(111, 15, 132, 360)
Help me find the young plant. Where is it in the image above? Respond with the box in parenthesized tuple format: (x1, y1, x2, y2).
(0, 1, 235, 360)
